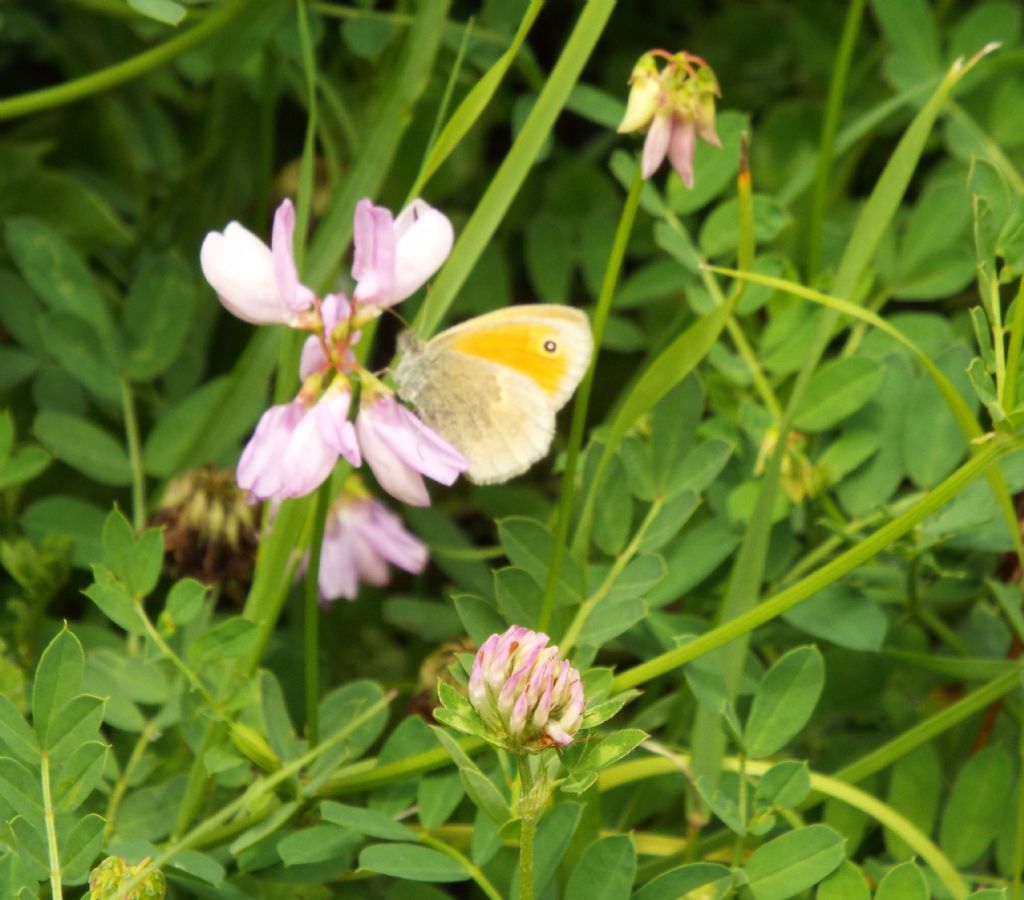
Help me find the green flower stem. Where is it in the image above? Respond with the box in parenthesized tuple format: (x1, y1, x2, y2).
(304, 480, 332, 745)
(417, 833, 503, 900)
(119, 379, 147, 533)
(105, 722, 158, 839)
(560, 495, 664, 655)
(40, 751, 62, 900)
(539, 168, 644, 633)
(517, 755, 538, 900)
(708, 263, 1024, 567)
(1003, 279, 1024, 410)
(598, 752, 970, 899)
(831, 666, 1023, 787)
(0, 0, 255, 120)
(119, 692, 396, 897)
(612, 435, 1023, 691)
(803, 0, 867, 278)
(321, 737, 485, 795)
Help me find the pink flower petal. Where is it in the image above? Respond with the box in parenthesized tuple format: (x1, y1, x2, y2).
(641, 112, 672, 179)
(352, 200, 396, 305)
(237, 402, 305, 499)
(667, 116, 696, 189)
(390, 201, 454, 303)
(270, 199, 316, 312)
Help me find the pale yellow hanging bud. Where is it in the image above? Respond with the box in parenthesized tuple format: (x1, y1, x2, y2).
(617, 53, 662, 134)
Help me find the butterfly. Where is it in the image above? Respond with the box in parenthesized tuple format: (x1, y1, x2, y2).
(394, 304, 593, 485)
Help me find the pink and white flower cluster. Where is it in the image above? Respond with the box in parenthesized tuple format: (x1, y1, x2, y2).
(200, 196, 467, 508)
(617, 50, 721, 188)
(315, 478, 428, 603)
(469, 626, 585, 752)
(201, 195, 464, 602)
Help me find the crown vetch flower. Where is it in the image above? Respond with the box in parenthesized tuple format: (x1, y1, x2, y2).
(619, 50, 721, 189)
(236, 385, 360, 501)
(468, 626, 585, 752)
(352, 198, 454, 307)
(200, 199, 315, 325)
(356, 392, 468, 507)
(317, 486, 428, 602)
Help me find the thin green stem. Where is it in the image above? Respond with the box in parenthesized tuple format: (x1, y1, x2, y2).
(119, 692, 396, 896)
(599, 753, 969, 899)
(804, 0, 867, 277)
(40, 752, 63, 900)
(304, 480, 331, 745)
(140, 607, 226, 716)
(833, 667, 1023, 786)
(417, 833, 503, 900)
(539, 168, 644, 633)
(517, 755, 537, 900)
(120, 379, 147, 532)
(613, 435, 1022, 691)
(561, 495, 664, 655)
(1004, 279, 1024, 410)
(105, 722, 158, 839)
(0, 0, 255, 120)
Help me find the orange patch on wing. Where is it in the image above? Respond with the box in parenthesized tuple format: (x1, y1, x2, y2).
(450, 322, 568, 397)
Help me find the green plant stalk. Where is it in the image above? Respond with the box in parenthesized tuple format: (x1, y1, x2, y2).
(804, 0, 867, 278)
(417, 0, 616, 337)
(119, 691, 395, 896)
(572, 292, 736, 560)
(560, 495, 663, 654)
(613, 435, 1022, 691)
(418, 832, 503, 900)
(105, 722, 157, 839)
(708, 264, 1024, 566)
(689, 159, 765, 792)
(40, 751, 62, 900)
(1003, 279, 1024, 410)
(409, 0, 545, 199)
(539, 168, 644, 633)
(304, 480, 331, 745)
(120, 379, 147, 532)
(0, 0, 255, 120)
(598, 753, 969, 899)
(518, 755, 537, 900)
(831, 666, 1023, 787)
(321, 737, 485, 795)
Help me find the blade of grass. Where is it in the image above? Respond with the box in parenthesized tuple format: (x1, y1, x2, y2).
(598, 753, 970, 899)
(407, 0, 546, 199)
(612, 433, 1023, 691)
(417, 0, 617, 338)
(708, 264, 1024, 564)
(804, 0, 867, 278)
(304, 0, 449, 293)
(0, 0, 256, 120)
(539, 168, 644, 634)
(688, 45, 1002, 794)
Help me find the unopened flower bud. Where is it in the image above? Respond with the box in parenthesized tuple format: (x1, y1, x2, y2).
(617, 53, 661, 134)
(87, 856, 166, 900)
(468, 626, 584, 752)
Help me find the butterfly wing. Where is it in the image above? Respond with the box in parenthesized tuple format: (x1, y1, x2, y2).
(398, 347, 557, 484)
(426, 305, 592, 410)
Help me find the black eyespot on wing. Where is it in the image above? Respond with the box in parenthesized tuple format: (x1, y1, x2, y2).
(543, 340, 557, 353)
